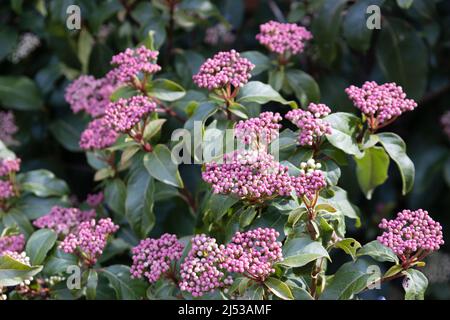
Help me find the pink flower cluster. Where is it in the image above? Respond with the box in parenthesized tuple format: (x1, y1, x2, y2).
(65, 75, 116, 117)
(179, 234, 232, 297)
(193, 50, 255, 90)
(286, 103, 332, 146)
(441, 111, 450, 140)
(86, 192, 104, 207)
(221, 228, 282, 281)
(0, 158, 21, 176)
(130, 233, 184, 283)
(33, 206, 96, 236)
(105, 96, 157, 133)
(256, 21, 313, 56)
(0, 111, 18, 146)
(0, 180, 14, 200)
(345, 81, 418, 130)
(291, 159, 327, 201)
(109, 46, 161, 84)
(0, 234, 25, 255)
(202, 150, 292, 202)
(60, 218, 119, 265)
(378, 209, 444, 257)
(79, 117, 118, 150)
(235, 112, 282, 146)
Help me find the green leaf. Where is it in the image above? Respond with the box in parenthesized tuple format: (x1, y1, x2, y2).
(324, 112, 363, 157)
(0, 26, 18, 61)
(376, 18, 428, 100)
(397, 0, 414, 9)
(101, 265, 148, 300)
(357, 240, 399, 264)
(125, 165, 155, 238)
(355, 146, 390, 199)
(264, 277, 294, 300)
(228, 103, 248, 119)
(85, 269, 98, 300)
(43, 249, 77, 276)
(25, 229, 58, 265)
(147, 79, 186, 102)
(320, 261, 371, 300)
(239, 206, 258, 228)
(143, 119, 166, 140)
(343, 0, 385, 52)
(403, 269, 428, 300)
(377, 132, 415, 195)
(335, 238, 361, 260)
(0, 254, 43, 287)
(104, 178, 127, 217)
(77, 28, 94, 73)
(237, 81, 297, 108)
(18, 169, 70, 197)
(312, 0, 347, 65)
(205, 193, 238, 222)
(384, 264, 403, 278)
(285, 70, 320, 107)
(241, 51, 270, 76)
(281, 237, 330, 267)
(0, 76, 43, 110)
(268, 69, 285, 91)
(2, 209, 34, 237)
(15, 195, 69, 220)
(49, 114, 88, 152)
(143, 144, 184, 188)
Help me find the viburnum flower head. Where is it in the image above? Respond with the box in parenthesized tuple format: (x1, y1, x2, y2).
(378, 209, 444, 257)
(221, 228, 283, 281)
(0, 111, 18, 146)
(65, 75, 116, 117)
(0, 251, 31, 266)
(345, 81, 418, 130)
(109, 46, 161, 84)
(256, 21, 313, 56)
(59, 218, 119, 265)
(79, 117, 119, 150)
(202, 150, 292, 202)
(105, 96, 157, 133)
(286, 103, 332, 146)
(0, 158, 21, 176)
(131, 233, 184, 283)
(291, 159, 326, 201)
(235, 112, 282, 147)
(179, 234, 232, 297)
(33, 206, 96, 236)
(0, 180, 15, 199)
(193, 50, 255, 90)
(0, 234, 25, 255)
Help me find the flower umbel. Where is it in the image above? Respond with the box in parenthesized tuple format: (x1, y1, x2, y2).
(179, 234, 232, 297)
(33, 206, 96, 236)
(59, 218, 119, 266)
(256, 21, 312, 57)
(193, 50, 254, 91)
(285, 103, 331, 147)
(378, 209, 444, 265)
(131, 233, 184, 283)
(221, 228, 283, 281)
(345, 81, 417, 131)
(235, 112, 282, 148)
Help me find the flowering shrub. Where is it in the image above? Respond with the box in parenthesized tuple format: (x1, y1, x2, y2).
(0, 0, 449, 302)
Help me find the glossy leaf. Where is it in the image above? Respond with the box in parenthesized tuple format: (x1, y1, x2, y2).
(355, 146, 390, 199)
(143, 144, 184, 188)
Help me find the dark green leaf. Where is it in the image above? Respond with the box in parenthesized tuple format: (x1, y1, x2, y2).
(147, 79, 186, 102)
(25, 229, 58, 265)
(285, 70, 320, 106)
(324, 112, 363, 157)
(355, 146, 390, 199)
(101, 265, 148, 300)
(143, 144, 184, 188)
(357, 240, 399, 264)
(0, 255, 43, 287)
(281, 237, 330, 267)
(377, 132, 415, 195)
(264, 277, 294, 300)
(237, 81, 296, 108)
(18, 169, 70, 197)
(0, 76, 43, 110)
